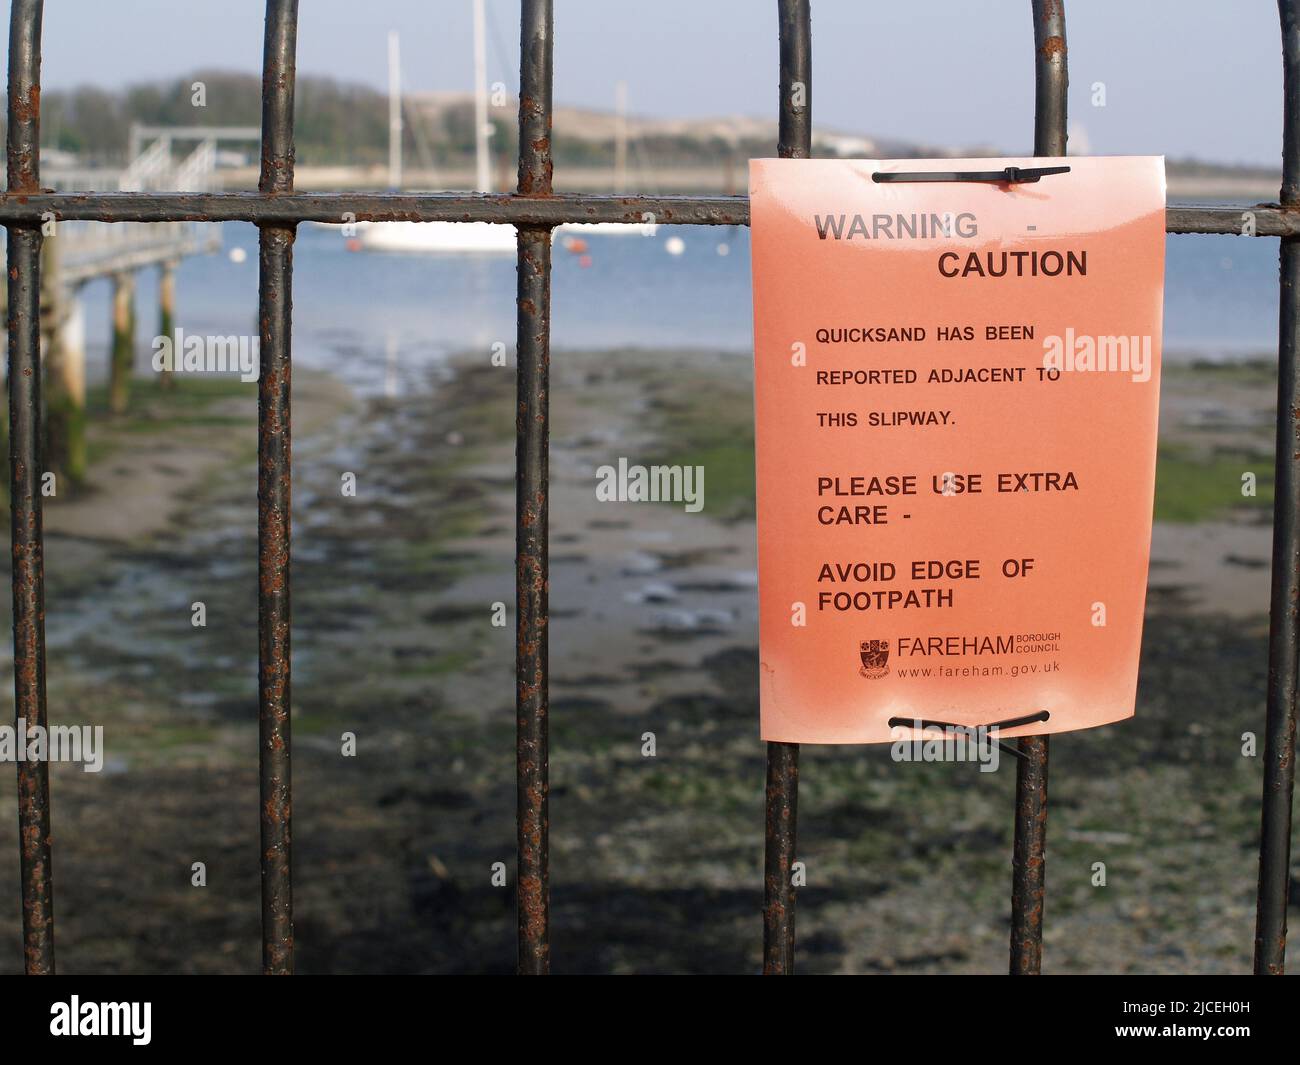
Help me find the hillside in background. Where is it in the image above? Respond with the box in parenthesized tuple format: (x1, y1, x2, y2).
(20, 71, 1283, 196)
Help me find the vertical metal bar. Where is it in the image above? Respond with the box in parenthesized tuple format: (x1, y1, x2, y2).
(763, 0, 810, 976)
(763, 740, 799, 974)
(257, 0, 297, 976)
(515, 0, 553, 976)
(1010, 0, 1067, 977)
(1009, 735, 1049, 973)
(1031, 0, 1068, 158)
(5, 0, 52, 976)
(1255, 0, 1300, 977)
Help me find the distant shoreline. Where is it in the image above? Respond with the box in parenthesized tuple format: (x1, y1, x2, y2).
(209, 164, 1281, 202)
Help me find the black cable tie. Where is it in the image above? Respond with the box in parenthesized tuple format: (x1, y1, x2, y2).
(886, 710, 1050, 761)
(871, 165, 1071, 185)
(887, 710, 1050, 733)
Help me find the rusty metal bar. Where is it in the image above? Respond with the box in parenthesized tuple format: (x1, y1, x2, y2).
(1166, 205, 1300, 236)
(1009, 734, 1049, 973)
(0, 193, 746, 226)
(5, 0, 52, 976)
(257, 0, 297, 976)
(762, 0, 809, 977)
(1009, 0, 1067, 978)
(0, 194, 1292, 236)
(515, 0, 553, 976)
(1032, 0, 1068, 159)
(1255, 0, 1300, 976)
(763, 740, 799, 974)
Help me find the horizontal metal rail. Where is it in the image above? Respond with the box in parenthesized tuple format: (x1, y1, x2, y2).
(0, 193, 1292, 234)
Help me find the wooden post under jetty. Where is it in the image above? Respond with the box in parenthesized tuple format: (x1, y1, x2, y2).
(39, 235, 87, 486)
(158, 260, 177, 391)
(1, 177, 217, 492)
(109, 271, 136, 415)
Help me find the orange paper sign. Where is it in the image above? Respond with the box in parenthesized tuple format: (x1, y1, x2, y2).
(750, 157, 1167, 744)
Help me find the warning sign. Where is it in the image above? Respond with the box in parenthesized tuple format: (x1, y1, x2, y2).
(749, 157, 1167, 744)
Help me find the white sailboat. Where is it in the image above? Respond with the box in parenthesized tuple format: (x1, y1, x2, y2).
(559, 81, 650, 237)
(359, 2, 516, 255)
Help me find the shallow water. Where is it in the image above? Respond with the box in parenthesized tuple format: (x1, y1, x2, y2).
(66, 216, 1285, 399)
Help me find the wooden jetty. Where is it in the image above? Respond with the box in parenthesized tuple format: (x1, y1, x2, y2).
(4, 125, 258, 483)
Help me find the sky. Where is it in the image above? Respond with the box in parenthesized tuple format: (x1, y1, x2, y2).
(37, 0, 1284, 166)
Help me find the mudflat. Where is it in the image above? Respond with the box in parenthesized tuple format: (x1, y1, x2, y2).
(0, 350, 1280, 973)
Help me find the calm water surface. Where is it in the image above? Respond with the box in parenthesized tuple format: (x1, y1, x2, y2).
(70, 219, 1283, 395)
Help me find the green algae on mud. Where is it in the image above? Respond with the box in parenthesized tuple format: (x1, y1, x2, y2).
(1155, 443, 1274, 523)
(1154, 358, 1278, 523)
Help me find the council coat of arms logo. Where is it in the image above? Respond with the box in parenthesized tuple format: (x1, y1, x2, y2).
(859, 639, 889, 679)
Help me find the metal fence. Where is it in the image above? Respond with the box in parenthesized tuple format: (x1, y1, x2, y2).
(2, 0, 1297, 976)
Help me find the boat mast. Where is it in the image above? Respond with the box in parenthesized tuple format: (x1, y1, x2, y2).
(387, 30, 402, 190)
(473, 0, 491, 193)
(614, 81, 628, 193)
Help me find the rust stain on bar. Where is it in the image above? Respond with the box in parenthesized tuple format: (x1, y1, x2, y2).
(1038, 35, 1066, 61)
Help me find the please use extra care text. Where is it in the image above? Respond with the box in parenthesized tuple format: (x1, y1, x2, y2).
(814, 470, 1079, 526)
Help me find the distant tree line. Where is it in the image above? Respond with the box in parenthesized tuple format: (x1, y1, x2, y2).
(24, 73, 1257, 179)
(19, 71, 767, 173)
(36, 71, 450, 166)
